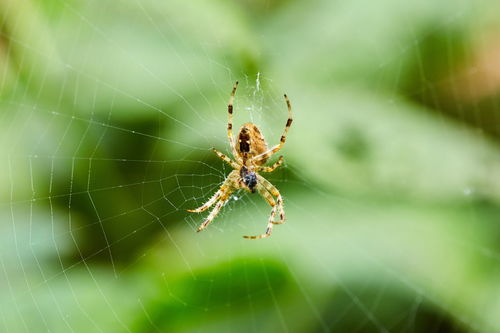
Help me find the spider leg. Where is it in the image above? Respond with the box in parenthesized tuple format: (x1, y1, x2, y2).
(258, 175, 285, 225)
(187, 170, 237, 213)
(258, 156, 284, 173)
(211, 148, 239, 169)
(190, 170, 239, 232)
(186, 188, 222, 213)
(196, 194, 231, 232)
(227, 81, 240, 161)
(243, 184, 277, 239)
(252, 94, 293, 162)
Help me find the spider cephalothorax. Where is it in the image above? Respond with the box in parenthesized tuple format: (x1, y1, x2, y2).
(187, 81, 293, 239)
(240, 166, 257, 192)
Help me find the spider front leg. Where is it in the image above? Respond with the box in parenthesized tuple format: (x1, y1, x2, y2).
(188, 170, 238, 232)
(186, 188, 222, 213)
(259, 175, 285, 225)
(243, 183, 278, 239)
(196, 195, 231, 232)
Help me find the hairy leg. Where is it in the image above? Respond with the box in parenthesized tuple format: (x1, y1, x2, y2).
(190, 171, 239, 232)
(227, 81, 240, 161)
(211, 148, 239, 169)
(258, 175, 285, 224)
(187, 171, 237, 213)
(243, 184, 277, 239)
(258, 156, 283, 173)
(186, 189, 222, 213)
(196, 196, 230, 232)
(252, 94, 293, 162)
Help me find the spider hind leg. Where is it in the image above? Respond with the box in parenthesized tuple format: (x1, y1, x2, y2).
(252, 94, 293, 163)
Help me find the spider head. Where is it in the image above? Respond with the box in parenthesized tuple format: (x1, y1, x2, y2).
(240, 166, 257, 193)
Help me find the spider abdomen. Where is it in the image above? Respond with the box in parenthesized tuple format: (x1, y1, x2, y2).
(236, 122, 268, 164)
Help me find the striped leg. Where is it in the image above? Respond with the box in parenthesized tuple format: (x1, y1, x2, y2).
(187, 171, 237, 213)
(243, 184, 277, 239)
(253, 94, 293, 162)
(273, 193, 285, 225)
(258, 156, 283, 173)
(212, 148, 239, 169)
(258, 175, 285, 224)
(227, 81, 239, 161)
(196, 197, 230, 232)
(186, 188, 222, 213)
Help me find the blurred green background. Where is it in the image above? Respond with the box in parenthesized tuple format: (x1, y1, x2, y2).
(2, 0, 500, 332)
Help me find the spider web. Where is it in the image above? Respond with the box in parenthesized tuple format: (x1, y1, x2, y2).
(1, 0, 500, 332)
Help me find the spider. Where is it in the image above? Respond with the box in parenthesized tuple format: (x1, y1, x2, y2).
(187, 81, 293, 239)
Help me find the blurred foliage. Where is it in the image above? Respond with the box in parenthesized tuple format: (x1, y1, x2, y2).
(2, 0, 500, 332)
